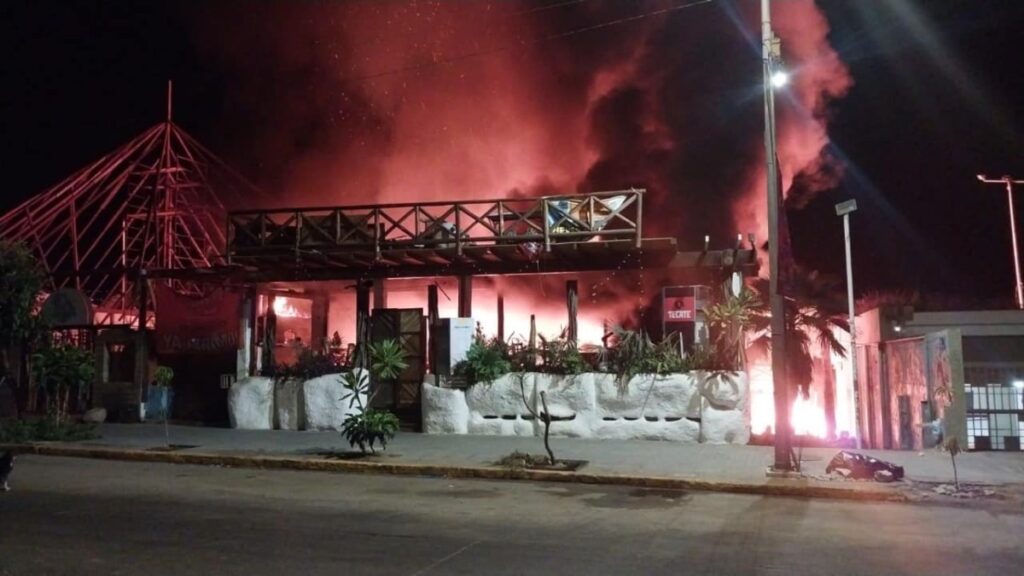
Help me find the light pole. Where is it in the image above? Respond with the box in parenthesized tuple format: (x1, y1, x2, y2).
(835, 199, 863, 449)
(761, 0, 792, 472)
(977, 174, 1024, 309)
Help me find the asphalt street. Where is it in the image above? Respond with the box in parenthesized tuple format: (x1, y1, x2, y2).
(1, 456, 1021, 575)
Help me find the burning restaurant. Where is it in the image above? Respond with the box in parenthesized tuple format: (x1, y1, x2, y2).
(3, 1, 957, 449)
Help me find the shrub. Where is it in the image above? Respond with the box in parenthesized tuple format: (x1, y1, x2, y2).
(154, 366, 174, 386)
(340, 408, 400, 454)
(538, 336, 590, 375)
(0, 418, 97, 442)
(454, 338, 512, 385)
(264, 347, 347, 381)
(31, 344, 95, 425)
(339, 340, 407, 455)
(606, 328, 689, 377)
(339, 371, 399, 454)
(368, 339, 408, 380)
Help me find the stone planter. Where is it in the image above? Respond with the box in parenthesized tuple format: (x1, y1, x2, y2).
(422, 383, 469, 434)
(274, 378, 305, 431)
(423, 371, 750, 444)
(228, 377, 274, 430)
(303, 370, 367, 431)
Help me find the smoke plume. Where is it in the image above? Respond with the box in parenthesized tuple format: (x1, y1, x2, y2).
(193, 0, 851, 341)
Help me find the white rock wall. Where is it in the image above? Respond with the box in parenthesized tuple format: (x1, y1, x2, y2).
(274, 379, 304, 431)
(464, 373, 537, 437)
(229, 377, 274, 430)
(422, 371, 749, 445)
(422, 382, 469, 434)
(303, 371, 367, 431)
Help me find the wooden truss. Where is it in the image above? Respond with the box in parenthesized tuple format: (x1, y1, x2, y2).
(0, 108, 261, 324)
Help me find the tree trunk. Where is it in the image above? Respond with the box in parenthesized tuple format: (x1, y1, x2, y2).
(539, 391, 555, 465)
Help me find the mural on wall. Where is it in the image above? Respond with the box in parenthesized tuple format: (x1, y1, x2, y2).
(886, 338, 927, 450)
(927, 329, 967, 446)
(878, 329, 966, 451)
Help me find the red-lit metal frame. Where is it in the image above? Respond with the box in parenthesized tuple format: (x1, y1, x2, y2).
(0, 108, 260, 326)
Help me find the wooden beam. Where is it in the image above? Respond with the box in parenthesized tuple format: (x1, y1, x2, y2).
(497, 293, 505, 342)
(458, 275, 472, 318)
(355, 281, 371, 369)
(311, 293, 329, 351)
(373, 279, 387, 310)
(566, 280, 578, 343)
(427, 284, 439, 375)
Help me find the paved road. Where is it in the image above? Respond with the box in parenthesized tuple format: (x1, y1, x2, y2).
(1, 456, 1021, 575)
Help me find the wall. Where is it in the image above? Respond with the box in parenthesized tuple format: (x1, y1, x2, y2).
(422, 371, 750, 445)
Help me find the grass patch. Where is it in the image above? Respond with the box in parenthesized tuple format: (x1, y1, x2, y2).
(0, 418, 99, 443)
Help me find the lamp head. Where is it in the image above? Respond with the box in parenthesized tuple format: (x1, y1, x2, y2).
(835, 199, 858, 216)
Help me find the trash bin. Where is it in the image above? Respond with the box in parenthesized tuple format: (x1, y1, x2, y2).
(144, 385, 174, 421)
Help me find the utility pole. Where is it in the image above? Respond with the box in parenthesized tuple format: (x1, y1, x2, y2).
(977, 175, 1024, 309)
(762, 0, 792, 471)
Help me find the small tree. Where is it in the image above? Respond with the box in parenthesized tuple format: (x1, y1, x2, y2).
(154, 366, 174, 447)
(31, 345, 94, 426)
(0, 242, 46, 409)
(935, 382, 961, 490)
(515, 372, 556, 465)
(339, 339, 406, 455)
(706, 286, 761, 371)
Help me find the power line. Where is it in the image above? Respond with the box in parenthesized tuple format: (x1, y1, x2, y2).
(349, 0, 716, 83)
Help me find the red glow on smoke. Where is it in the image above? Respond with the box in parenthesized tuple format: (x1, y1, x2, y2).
(206, 2, 853, 399)
(733, 1, 852, 250)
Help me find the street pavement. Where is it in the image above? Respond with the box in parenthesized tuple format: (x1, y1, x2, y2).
(1, 455, 1022, 575)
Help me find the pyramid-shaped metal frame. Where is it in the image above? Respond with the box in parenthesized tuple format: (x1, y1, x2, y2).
(0, 102, 262, 325)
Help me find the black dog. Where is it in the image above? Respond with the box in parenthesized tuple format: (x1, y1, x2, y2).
(0, 450, 14, 491)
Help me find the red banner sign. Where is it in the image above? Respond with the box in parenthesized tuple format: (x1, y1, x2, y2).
(155, 285, 241, 354)
(664, 296, 696, 322)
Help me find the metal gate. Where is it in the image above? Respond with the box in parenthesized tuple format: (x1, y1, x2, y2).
(965, 383, 1024, 451)
(370, 308, 426, 429)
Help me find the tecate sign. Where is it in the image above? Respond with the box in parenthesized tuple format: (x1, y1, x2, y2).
(664, 296, 695, 322)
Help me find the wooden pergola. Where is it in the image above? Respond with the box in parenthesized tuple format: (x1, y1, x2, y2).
(156, 189, 758, 285)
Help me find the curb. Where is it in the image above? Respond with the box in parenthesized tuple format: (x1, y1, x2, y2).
(2, 443, 908, 503)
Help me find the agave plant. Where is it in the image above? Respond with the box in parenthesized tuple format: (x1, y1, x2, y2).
(368, 339, 409, 380)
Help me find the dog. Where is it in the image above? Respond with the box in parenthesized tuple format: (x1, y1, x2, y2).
(0, 450, 14, 492)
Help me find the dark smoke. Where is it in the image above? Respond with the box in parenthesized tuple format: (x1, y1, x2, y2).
(191, 0, 849, 247)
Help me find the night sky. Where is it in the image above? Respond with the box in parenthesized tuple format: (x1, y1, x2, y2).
(2, 1, 1022, 306)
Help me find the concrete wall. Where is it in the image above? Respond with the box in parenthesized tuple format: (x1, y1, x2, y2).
(422, 371, 750, 444)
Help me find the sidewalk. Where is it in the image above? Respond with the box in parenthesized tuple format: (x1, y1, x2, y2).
(9, 423, 1024, 501)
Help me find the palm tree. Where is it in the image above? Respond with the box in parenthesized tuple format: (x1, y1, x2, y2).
(706, 286, 762, 372)
(749, 266, 850, 436)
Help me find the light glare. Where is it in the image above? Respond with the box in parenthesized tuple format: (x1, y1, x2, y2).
(770, 70, 789, 88)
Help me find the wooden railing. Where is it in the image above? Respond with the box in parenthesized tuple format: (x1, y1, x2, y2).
(226, 189, 644, 262)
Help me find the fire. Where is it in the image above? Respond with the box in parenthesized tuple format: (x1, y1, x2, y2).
(791, 392, 827, 438)
(272, 297, 308, 319)
(749, 362, 828, 439)
(747, 325, 857, 440)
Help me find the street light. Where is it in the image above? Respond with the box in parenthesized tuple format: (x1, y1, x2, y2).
(770, 70, 789, 88)
(835, 198, 863, 449)
(977, 174, 1024, 309)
